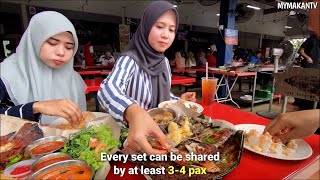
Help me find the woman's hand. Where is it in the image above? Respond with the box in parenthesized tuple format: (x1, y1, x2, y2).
(181, 92, 196, 102)
(33, 99, 83, 127)
(124, 104, 170, 155)
(264, 110, 320, 143)
(306, 57, 313, 63)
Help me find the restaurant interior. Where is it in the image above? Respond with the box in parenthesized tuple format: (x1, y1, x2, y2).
(0, 0, 319, 179)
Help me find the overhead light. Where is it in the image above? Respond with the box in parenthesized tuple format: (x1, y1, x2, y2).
(246, 5, 261, 10)
(289, 11, 296, 16)
(285, 26, 292, 29)
(216, 13, 220, 16)
(173, 5, 178, 8)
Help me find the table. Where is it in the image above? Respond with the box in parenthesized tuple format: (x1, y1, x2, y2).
(77, 70, 102, 76)
(106, 102, 320, 180)
(172, 67, 257, 111)
(85, 75, 195, 111)
(85, 65, 114, 69)
(171, 75, 196, 85)
(171, 67, 204, 73)
(195, 68, 257, 111)
(85, 76, 196, 94)
(101, 70, 111, 75)
(249, 65, 286, 72)
(73, 64, 83, 70)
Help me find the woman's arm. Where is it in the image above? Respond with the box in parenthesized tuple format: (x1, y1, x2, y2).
(97, 56, 137, 126)
(0, 78, 40, 121)
(0, 78, 82, 124)
(0, 102, 41, 121)
(298, 47, 313, 63)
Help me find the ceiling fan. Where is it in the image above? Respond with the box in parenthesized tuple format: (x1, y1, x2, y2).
(277, 40, 294, 65)
(235, 3, 255, 23)
(173, 0, 196, 5)
(198, 0, 220, 6)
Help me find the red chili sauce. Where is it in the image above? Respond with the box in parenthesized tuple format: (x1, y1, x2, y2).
(11, 165, 31, 175)
(33, 156, 70, 172)
(29, 141, 65, 155)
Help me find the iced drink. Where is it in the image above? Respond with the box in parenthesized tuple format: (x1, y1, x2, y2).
(202, 77, 218, 105)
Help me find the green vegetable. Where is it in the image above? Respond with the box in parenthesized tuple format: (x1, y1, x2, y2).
(198, 114, 205, 119)
(6, 154, 23, 168)
(202, 137, 215, 143)
(61, 124, 120, 170)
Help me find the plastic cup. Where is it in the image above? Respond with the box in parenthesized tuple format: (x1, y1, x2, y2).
(201, 77, 218, 105)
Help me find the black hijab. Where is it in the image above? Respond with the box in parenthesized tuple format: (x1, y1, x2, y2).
(121, 1, 179, 107)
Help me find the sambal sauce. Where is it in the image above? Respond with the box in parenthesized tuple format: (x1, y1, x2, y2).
(33, 156, 69, 172)
(29, 141, 64, 155)
(36, 165, 92, 180)
(11, 165, 31, 175)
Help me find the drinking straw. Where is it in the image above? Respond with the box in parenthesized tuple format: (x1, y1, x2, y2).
(206, 62, 208, 79)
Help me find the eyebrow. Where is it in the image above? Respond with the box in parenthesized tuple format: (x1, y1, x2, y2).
(49, 37, 74, 45)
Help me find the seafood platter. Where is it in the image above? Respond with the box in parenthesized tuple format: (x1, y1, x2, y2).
(121, 100, 245, 180)
(0, 112, 121, 180)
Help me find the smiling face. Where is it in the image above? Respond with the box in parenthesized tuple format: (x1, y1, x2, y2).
(39, 32, 75, 68)
(148, 10, 177, 53)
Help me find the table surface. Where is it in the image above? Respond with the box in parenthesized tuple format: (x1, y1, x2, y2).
(171, 75, 196, 85)
(172, 67, 256, 77)
(85, 75, 196, 93)
(106, 102, 319, 180)
(77, 70, 102, 75)
(85, 64, 114, 69)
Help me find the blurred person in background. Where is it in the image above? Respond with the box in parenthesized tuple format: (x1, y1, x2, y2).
(98, 49, 115, 66)
(171, 51, 186, 68)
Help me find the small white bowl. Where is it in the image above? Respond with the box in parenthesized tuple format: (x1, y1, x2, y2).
(4, 159, 35, 179)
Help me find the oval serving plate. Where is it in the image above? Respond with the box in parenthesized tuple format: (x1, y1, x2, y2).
(235, 124, 313, 160)
(133, 130, 244, 180)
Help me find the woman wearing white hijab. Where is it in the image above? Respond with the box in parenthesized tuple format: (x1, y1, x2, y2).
(0, 11, 86, 126)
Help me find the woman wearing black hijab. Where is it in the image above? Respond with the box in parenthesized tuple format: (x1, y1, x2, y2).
(98, 1, 196, 154)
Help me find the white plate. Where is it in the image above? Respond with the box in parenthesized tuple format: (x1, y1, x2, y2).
(240, 95, 252, 101)
(158, 100, 204, 113)
(210, 119, 236, 130)
(235, 124, 313, 160)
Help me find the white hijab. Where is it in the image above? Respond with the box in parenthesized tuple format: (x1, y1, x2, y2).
(0, 11, 87, 124)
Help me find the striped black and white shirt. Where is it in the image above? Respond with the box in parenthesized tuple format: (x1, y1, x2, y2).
(0, 78, 40, 121)
(97, 55, 179, 126)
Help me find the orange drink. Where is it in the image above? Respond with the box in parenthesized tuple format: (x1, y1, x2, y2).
(201, 77, 218, 105)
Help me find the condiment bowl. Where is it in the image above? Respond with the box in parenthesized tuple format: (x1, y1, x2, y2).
(31, 152, 71, 172)
(26, 160, 94, 180)
(147, 108, 177, 133)
(25, 136, 67, 159)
